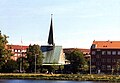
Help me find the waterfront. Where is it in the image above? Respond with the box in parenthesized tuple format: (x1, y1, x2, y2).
(0, 80, 116, 83)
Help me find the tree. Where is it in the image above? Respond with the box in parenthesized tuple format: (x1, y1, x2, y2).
(0, 31, 13, 72)
(17, 57, 29, 73)
(66, 50, 86, 73)
(2, 60, 18, 73)
(116, 61, 120, 75)
(26, 44, 43, 73)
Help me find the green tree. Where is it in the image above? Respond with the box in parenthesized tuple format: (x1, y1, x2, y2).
(66, 50, 86, 73)
(2, 59, 18, 73)
(26, 44, 43, 73)
(0, 31, 13, 72)
(17, 57, 29, 73)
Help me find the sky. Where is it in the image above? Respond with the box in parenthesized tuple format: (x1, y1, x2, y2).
(0, 0, 120, 49)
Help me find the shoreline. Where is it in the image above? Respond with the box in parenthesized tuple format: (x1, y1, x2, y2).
(0, 73, 120, 82)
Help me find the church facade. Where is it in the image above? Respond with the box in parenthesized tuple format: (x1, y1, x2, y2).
(41, 14, 66, 65)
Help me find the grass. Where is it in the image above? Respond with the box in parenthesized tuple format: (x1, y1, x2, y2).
(0, 73, 120, 82)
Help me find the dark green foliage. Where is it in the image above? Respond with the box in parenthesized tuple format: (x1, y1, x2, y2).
(0, 31, 13, 72)
(2, 60, 18, 73)
(66, 50, 86, 73)
(26, 44, 43, 73)
(17, 57, 29, 72)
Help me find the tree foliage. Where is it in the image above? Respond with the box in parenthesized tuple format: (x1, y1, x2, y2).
(26, 44, 43, 73)
(66, 50, 86, 73)
(2, 60, 18, 73)
(17, 57, 29, 73)
(0, 31, 13, 72)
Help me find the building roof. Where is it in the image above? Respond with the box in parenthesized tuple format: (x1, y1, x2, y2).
(92, 40, 120, 49)
(41, 46, 65, 65)
(7, 45, 29, 50)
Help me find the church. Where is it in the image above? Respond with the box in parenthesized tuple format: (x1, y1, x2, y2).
(41, 14, 66, 65)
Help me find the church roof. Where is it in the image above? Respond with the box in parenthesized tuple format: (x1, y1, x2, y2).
(41, 46, 65, 65)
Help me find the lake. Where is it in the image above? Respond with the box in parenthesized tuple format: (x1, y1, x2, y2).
(0, 80, 115, 83)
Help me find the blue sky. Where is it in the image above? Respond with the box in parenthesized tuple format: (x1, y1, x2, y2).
(0, 0, 120, 48)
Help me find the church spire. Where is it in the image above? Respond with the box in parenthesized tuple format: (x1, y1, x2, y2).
(48, 14, 54, 46)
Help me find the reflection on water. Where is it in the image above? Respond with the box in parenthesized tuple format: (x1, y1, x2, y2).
(0, 80, 116, 83)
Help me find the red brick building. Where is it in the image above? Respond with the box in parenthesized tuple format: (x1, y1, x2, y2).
(7, 45, 29, 61)
(91, 40, 120, 74)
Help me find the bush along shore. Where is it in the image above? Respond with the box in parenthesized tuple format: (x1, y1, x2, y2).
(1, 74, 120, 82)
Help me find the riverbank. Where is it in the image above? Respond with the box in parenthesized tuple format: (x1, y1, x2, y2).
(0, 73, 120, 82)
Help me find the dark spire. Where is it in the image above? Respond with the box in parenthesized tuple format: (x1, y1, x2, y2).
(48, 14, 54, 46)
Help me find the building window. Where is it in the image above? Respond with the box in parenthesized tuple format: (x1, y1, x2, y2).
(118, 51, 120, 55)
(12, 49, 14, 52)
(102, 51, 106, 55)
(22, 50, 25, 52)
(112, 59, 116, 63)
(22, 50, 26, 52)
(21, 50, 23, 52)
(91, 51, 96, 55)
(96, 62, 101, 65)
(14, 54, 17, 56)
(107, 59, 111, 63)
(18, 50, 21, 52)
(102, 65, 106, 70)
(15, 49, 17, 52)
(107, 51, 111, 55)
(101, 59, 106, 63)
(18, 54, 21, 56)
(112, 51, 116, 55)
(97, 49, 101, 51)
(117, 59, 120, 62)
(92, 59, 96, 62)
(107, 65, 111, 70)
(96, 55, 100, 58)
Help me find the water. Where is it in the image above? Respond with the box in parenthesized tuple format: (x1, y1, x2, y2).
(0, 80, 114, 83)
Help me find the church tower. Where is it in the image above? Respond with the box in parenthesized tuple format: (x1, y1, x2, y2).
(48, 14, 55, 46)
(41, 14, 65, 65)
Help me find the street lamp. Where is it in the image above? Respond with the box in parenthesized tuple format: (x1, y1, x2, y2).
(19, 50, 22, 73)
(20, 51, 23, 73)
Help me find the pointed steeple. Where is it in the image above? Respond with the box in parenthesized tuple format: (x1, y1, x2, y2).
(48, 14, 54, 46)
